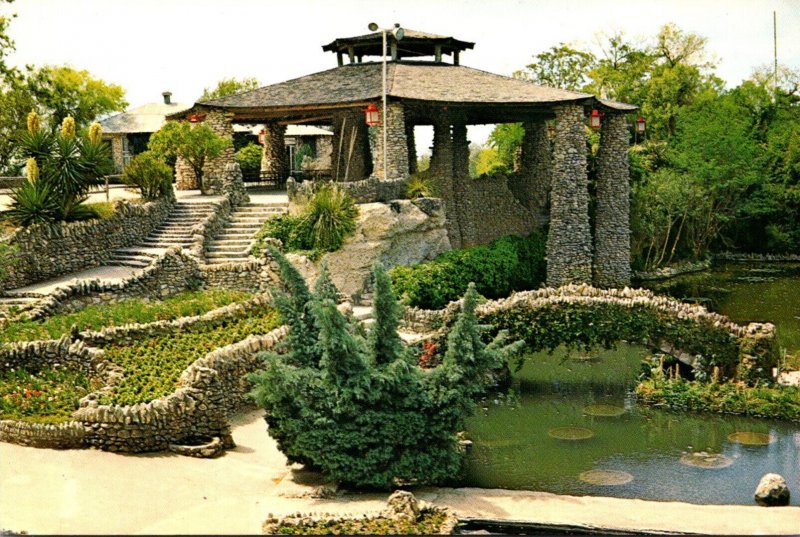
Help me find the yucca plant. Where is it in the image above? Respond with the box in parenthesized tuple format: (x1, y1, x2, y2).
(5, 180, 61, 226)
(295, 183, 358, 251)
(405, 171, 437, 198)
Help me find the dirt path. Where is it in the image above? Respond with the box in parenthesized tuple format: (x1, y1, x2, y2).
(2, 410, 799, 535)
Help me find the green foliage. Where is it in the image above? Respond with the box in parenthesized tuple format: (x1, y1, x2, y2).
(0, 289, 252, 343)
(292, 183, 358, 252)
(148, 120, 231, 195)
(251, 214, 308, 256)
(263, 510, 448, 535)
(0, 367, 94, 423)
(390, 232, 547, 310)
(473, 146, 510, 176)
(487, 123, 524, 172)
(0, 74, 35, 174)
(636, 377, 800, 422)
(294, 143, 314, 170)
(121, 150, 173, 200)
(404, 171, 436, 198)
(83, 201, 115, 220)
(235, 142, 262, 173)
(249, 252, 523, 488)
(4, 178, 60, 226)
(200, 76, 259, 102)
(514, 43, 596, 90)
(99, 308, 279, 406)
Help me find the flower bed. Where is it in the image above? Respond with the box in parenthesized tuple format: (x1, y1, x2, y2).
(0, 367, 96, 423)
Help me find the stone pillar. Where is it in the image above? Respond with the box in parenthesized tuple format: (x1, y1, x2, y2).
(373, 102, 409, 181)
(202, 109, 236, 195)
(175, 156, 198, 190)
(546, 104, 592, 287)
(406, 123, 417, 175)
(332, 109, 371, 181)
(593, 112, 631, 288)
(109, 135, 124, 173)
(260, 122, 287, 183)
(509, 120, 551, 219)
(452, 122, 470, 179)
(430, 112, 462, 248)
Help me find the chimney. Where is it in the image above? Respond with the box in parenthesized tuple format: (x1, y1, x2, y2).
(162, 91, 172, 105)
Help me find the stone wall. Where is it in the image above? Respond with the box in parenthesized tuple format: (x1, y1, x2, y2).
(201, 258, 280, 293)
(373, 102, 409, 181)
(202, 110, 237, 195)
(0, 195, 174, 292)
(508, 120, 550, 221)
(261, 122, 287, 182)
(108, 135, 125, 173)
(593, 113, 631, 288)
(175, 156, 198, 190)
(547, 104, 593, 286)
(332, 109, 371, 182)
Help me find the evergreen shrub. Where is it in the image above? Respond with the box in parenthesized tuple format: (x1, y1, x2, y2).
(390, 231, 547, 309)
(248, 249, 523, 488)
(121, 151, 173, 200)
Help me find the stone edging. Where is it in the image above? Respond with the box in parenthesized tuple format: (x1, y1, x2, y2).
(714, 252, 800, 263)
(633, 259, 712, 281)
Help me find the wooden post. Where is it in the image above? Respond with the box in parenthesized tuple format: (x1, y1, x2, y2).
(337, 52, 343, 67)
(391, 42, 398, 61)
(453, 50, 460, 66)
(435, 45, 442, 63)
(347, 46, 355, 64)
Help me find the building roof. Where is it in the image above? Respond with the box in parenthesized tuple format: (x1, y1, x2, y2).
(194, 62, 633, 110)
(234, 124, 333, 136)
(322, 28, 474, 58)
(100, 102, 192, 134)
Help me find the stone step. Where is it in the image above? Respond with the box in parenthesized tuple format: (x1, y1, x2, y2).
(0, 296, 40, 306)
(113, 247, 164, 256)
(352, 306, 372, 321)
(142, 240, 193, 247)
(148, 231, 194, 238)
(205, 251, 250, 260)
(107, 257, 152, 268)
(210, 238, 252, 245)
(207, 245, 249, 253)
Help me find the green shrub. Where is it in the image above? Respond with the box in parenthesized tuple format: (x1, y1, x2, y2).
(0, 367, 95, 423)
(390, 232, 547, 309)
(5, 179, 61, 226)
(636, 377, 800, 422)
(248, 250, 523, 488)
(0, 289, 253, 343)
(251, 214, 309, 255)
(405, 171, 437, 198)
(235, 142, 262, 173)
(121, 151, 173, 200)
(84, 201, 115, 220)
(295, 143, 314, 170)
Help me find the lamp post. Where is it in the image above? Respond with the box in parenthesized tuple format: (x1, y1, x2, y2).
(368, 22, 404, 181)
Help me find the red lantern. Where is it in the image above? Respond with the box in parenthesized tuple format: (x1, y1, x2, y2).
(636, 116, 646, 133)
(364, 103, 380, 127)
(189, 114, 202, 123)
(258, 129, 266, 145)
(547, 124, 555, 138)
(589, 109, 602, 129)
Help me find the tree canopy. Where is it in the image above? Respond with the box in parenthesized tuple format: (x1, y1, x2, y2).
(199, 76, 259, 101)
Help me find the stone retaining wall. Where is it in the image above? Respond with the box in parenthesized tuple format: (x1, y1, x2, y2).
(402, 284, 778, 383)
(0, 195, 174, 291)
(201, 259, 280, 293)
(287, 176, 407, 204)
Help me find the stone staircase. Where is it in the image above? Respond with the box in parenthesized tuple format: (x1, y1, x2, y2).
(107, 201, 218, 268)
(204, 202, 288, 265)
(0, 294, 41, 320)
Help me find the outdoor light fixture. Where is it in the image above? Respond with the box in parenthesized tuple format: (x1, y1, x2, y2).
(258, 129, 266, 145)
(368, 22, 404, 180)
(547, 124, 555, 138)
(636, 116, 646, 133)
(364, 103, 380, 127)
(189, 114, 201, 123)
(589, 109, 603, 129)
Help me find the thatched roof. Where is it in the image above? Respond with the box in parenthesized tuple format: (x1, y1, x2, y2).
(100, 101, 192, 134)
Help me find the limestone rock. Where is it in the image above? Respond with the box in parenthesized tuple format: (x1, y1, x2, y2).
(754, 473, 790, 506)
(383, 490, 420, 522)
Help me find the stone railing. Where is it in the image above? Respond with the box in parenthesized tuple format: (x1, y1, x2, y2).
(287, 176, 407, 204)
(188, 194, 234, 260)
(402, 284, 778, 384)
(0, 295, 287, 453)
(0, 194, 174, 291)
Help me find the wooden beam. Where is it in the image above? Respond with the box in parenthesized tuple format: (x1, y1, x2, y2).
(277, 114, 334, 126)
(347, 46, 355, 64)
(435, 45, 442, 63)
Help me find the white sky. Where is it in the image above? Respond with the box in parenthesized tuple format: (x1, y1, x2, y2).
(3, 0, 799, 148)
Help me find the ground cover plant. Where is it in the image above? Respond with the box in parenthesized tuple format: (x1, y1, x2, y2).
(99, 307, 279, 406)
(389, 231, 547, 309)
(0, 289, 253, 343)
(249, 249, 523, 489)
(636, 376, 800, 422)
(0, 367, 95, 423)
(262, 510, 449, 535)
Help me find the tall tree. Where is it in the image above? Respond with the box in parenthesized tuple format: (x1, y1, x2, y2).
(514, 43, 596, 91)
(0, 0, 16, 78)
(199, 76, 259, 101)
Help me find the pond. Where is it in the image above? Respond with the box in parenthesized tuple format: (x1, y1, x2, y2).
(463, 345, 800, 505)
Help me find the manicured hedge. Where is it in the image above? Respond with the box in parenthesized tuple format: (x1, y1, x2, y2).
(390, 232, 547, 309)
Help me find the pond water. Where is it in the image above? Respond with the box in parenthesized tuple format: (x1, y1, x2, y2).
(641, 262, 800, 355)
(463, 346, 800, 505)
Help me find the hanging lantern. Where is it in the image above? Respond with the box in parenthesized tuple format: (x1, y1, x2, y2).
(189, 114, 202, 123)
(589, 109, 603, 129)
(547, 124, 555, 138)
(258, 129, 266, 145)
(636, 116, 646, 134)
(364, 103, 380, 127)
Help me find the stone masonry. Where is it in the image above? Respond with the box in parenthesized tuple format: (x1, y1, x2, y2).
(372, 102, 409, 181)
(175, 156, 198, 190)
(202, 109, 237, 195)
(429, 113, 461, 248)
(594, 112, 631, 288)
(547, 104, 593, 286)
(509, 120, 551, 221)
(332, 109, 371, 182)
(260, 122, 287, 182)
(406, 122, 417, 174)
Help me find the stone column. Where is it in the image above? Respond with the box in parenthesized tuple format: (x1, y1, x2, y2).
(406, 122, 417, 175)
(373, 102, 409, 181)
(175, 156, 198, 190)
(332, 109, 371, 181)
(202, 109, 236, 195)
(430, 112, 462, 248)
(110, 135, 124, 173)
(593, 112, 631, 288)
(260, 122, 287, 183)
(546, 104, 592, 287)
(510, 120, 551, 219)
(452, 122, 470, 179)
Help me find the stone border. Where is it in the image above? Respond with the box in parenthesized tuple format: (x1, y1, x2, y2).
(0, 294, 288, 453)
(715, 252, 800, 263)
(633, 259, 712, 281)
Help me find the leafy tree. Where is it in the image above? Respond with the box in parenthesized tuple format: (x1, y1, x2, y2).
(0, 74, 34, 174)
(200, 76, 259, 102)
(514, 43, 596, 91)
(0, 0, 16, 79)
(26, 65, 127, 129)
(148, 120, 231, 195)
(487, 123, 524, 171)
(249, 252, 523, 488)
(235, 142, 262, 174)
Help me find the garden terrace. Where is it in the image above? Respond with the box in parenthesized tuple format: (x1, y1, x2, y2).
(403, 284, 779, 384)
(171, 28, 637, 288)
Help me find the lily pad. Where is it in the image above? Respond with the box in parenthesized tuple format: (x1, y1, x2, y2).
(680, 452, 734, 469)
(727, 431, 775, 445)
(548, 426, 594, 440)
(579, 469, 634, 486)
(583, 404, 626, 417)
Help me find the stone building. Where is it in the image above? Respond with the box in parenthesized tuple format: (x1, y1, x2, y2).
(171, 29, 636, 288)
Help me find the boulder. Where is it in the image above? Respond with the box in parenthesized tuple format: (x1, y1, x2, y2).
(754, 473, 790, 506)
(383, 490, 420, 522)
